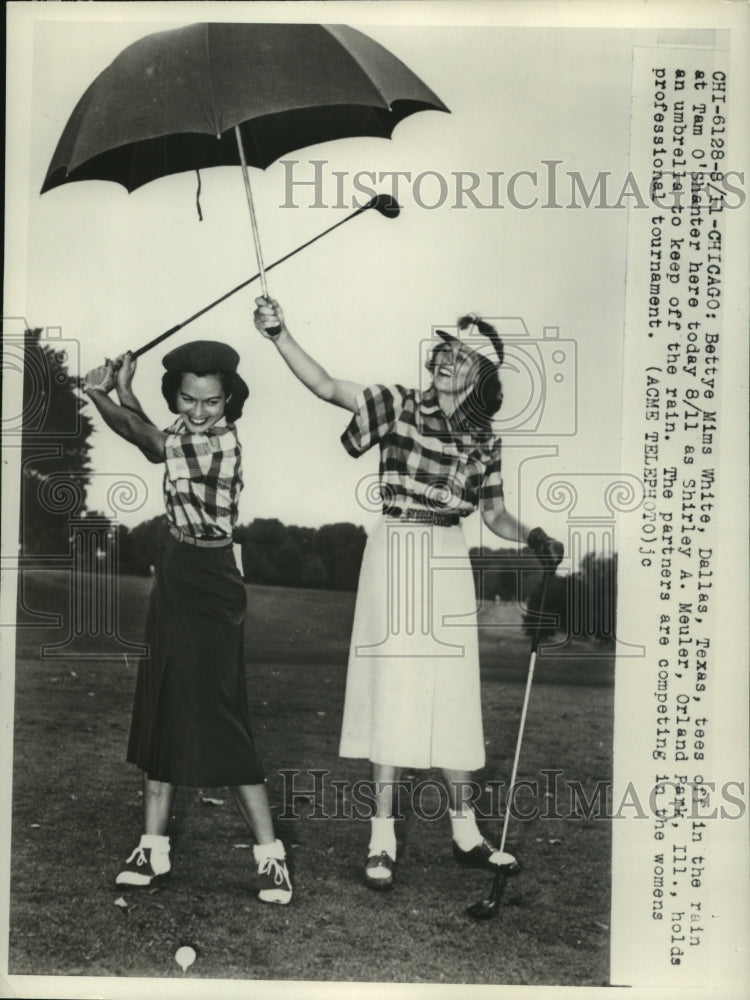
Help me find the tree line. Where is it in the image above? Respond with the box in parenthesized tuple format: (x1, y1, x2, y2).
(470, 546, 618, 645)
(16, 327, 617, 635)
(113, 516, 368, 593)
(115, 524, 622, 642)
(522, 552, 618, 644)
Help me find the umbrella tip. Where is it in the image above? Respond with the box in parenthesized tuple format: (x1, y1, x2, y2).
(369, 193, 401, 218)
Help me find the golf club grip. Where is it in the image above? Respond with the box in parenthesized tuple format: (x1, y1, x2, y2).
(266, 325, 282, 338)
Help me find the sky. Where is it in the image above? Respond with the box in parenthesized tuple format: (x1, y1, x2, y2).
(6, 3, 646, 554)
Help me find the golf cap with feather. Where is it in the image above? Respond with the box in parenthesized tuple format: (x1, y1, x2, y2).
(434, 315, 504, 367)
(162, 340, 240, 373)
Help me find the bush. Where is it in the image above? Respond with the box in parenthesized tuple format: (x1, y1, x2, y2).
(234, 518, 366, 591)
(522, 553, 618, 643)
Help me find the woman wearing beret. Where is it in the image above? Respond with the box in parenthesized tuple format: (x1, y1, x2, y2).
(253, 299, 562, 891)
(83, 342, 292, 904)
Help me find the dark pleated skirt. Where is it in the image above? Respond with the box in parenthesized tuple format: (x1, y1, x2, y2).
(127, 527, 265, 787)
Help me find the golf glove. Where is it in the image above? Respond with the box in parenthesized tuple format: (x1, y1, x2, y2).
(528, 527, 564, 570)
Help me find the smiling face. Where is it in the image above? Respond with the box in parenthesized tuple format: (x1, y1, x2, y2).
(175, 372, 230, 433)
(430, 342, 480, 398)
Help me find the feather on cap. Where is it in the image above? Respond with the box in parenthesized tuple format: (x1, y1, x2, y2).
(457, 314, 504, 366)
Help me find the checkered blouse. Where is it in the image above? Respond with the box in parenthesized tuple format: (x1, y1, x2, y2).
(341, 384, 504, 517)
(163, 416, 242, 539)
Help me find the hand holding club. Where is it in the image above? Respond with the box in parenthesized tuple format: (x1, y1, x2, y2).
(82, 360, 117, 395)
(113, 351, 137, 393)
(527, 526, 564, 571)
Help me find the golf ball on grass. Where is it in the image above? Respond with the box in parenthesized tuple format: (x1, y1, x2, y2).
(175, 945, 196, 972)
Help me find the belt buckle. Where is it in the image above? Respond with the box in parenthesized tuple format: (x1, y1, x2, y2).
(403, 507, 432, 524)
(171, 525, 196, 545)
(383, 505, 456, 526)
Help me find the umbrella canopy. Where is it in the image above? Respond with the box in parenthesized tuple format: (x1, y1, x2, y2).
(41, 22, 449, 193)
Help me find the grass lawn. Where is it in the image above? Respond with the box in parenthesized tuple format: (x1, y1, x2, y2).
(9, 571, 614, 985)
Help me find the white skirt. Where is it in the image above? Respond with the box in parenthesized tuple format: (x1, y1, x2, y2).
(339, 516, 486, 770)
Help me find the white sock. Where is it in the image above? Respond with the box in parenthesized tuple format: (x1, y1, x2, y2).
(140, 833, 170, 852)
(253, 839, 286, 864)
(449, 807, 483, 850)
(368, 816, 397, 861)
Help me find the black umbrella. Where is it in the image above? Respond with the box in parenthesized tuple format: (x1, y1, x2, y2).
(42, 22, 448, 305)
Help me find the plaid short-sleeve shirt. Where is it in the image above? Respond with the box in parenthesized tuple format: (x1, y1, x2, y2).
(163, 416, 243, 539)
(341, 384, 504, 517)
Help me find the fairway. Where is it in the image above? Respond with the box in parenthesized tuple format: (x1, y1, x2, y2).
(10, 571, 613, 985)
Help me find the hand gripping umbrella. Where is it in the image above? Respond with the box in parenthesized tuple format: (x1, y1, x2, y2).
(42, 22, 447, 343)
(467, 558, 562, 921)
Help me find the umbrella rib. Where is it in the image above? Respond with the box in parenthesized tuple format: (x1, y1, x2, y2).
(321, 25, 393, 109)
(203, 22, 222, 138)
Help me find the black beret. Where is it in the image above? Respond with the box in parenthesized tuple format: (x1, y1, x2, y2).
(162, 340, 240, 373)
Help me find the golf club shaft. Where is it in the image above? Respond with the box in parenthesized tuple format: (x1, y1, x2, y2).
(467, 568, 555, 919)
(131, 201, 375, 360)
(499, 569, 553, 854)
(490, 866, 502, 902)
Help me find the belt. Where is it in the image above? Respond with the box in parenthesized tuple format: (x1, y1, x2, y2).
(169, 525, 232, 548)
(383, 506, 461, 527)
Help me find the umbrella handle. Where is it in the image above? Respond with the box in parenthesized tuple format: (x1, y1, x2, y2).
(234, 126, 281, 337)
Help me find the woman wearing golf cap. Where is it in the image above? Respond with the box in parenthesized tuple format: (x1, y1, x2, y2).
(82, 342, 292, 905)
(254, 299, 562, 891)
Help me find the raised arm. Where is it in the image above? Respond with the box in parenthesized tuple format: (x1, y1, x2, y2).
(253, 297, 363, 413)
(113, 351, 156, 426)
(83, 362, 166, 463)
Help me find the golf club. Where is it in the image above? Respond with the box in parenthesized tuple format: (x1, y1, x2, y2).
(466, 566, 556, 920)
(130, 194, 400, 359)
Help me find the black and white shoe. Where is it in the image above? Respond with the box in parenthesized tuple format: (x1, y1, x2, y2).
(115, 837, 171, 887)
(256, 855, 293, 905)
(364, 850, 396, 891)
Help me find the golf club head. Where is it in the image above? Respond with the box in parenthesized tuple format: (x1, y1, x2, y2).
(465, 856, 521, 921)
(500, 856, 523, 877)
(367, 193, 401, 218)
(466, 895, 500, 920)
(466, 869, 507, 921)
(493, 851, 522, 874)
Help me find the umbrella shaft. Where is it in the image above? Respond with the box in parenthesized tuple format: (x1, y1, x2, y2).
(234, 126, 269, 298)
